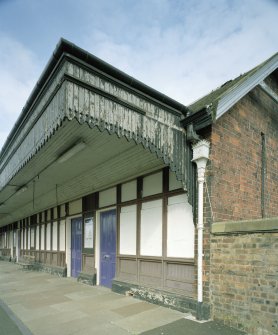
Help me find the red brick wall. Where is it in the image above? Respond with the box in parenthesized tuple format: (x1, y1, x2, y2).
(200, 81, 278, 310)
(211, 230, 278, 335)
(206, 80, 278, 334)
(207, 87, 278, 222)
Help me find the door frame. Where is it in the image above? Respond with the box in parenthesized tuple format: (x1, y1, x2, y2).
(95, 206, 116, 286)
(65, 215, 82, 278)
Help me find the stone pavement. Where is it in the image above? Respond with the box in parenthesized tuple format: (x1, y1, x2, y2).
(0, 262, 245, 335)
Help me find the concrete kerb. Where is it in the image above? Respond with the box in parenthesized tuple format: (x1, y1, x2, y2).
(0, 299, 34, 335)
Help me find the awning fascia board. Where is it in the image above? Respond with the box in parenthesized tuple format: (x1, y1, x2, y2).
(0, 58, 190, 196)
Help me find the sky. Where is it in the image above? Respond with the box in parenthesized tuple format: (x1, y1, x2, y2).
(0, 0, 277, 150)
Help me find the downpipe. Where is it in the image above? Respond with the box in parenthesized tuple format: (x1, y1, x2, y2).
(192, 140, 210, 320)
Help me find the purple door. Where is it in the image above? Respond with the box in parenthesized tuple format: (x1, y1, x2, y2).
(71, 217, 82, 278)
(100, 210, 116, 288)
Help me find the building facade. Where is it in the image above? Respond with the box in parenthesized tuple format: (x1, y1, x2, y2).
(0, 40, 277, 334)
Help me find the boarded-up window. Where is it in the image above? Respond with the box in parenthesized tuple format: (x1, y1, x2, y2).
(140, 199, 162, 256)
(169, 171, 182, 191)
(30, 227, 35, 248)
(121, 180, 137, 202)
(25, 229, 28, 250)
(59, 220, 65, 251)
(69, 199, 82, 215)
(36, 227, 40, 250)
(120, 205, 137, 255)
(53, 207, 58, 219)
(143, 172, 162, 197)
(46, 223, 51, 250)
(9, 231, 12, 248)
(41, 225, 45, 250)
(52, 221, 58, 251)
(167, 194, 194, 258)
(13, 231, 17, 248)
(60, 204, 66, 217)
(99, 187, 117, 208)
(21, 230, 24, 249)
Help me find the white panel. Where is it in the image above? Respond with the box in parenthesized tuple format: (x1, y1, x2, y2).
(36, 227, 40, 250)
(60, 204, 66, 217)
(52, 221, 58, 251)
(13, 230, 17, 247)
(66, 219, 71, 277)
(121, 180, 137, 202)
(10, 231, 13, 248)
(143, 172, 162, 197)
(9, 231, 12, 248)
(13, 231, 16, 248)
(47, 210, 51, 221)
(167, 194, 195, 258)
(30, 227, 35, 248)
(169, 170, 182, 191)
(21, 230, 24, 249)
(140, 199, 162, 256)
(59, 220, 65, 251)
(69, 199, 82, 215)
(46, 223, 51, 251)
(120, 205, 137, 255)
(24, 228, 28, 250)
(41, 225, 45, 250)
(53, 207, 58, 219)
(28, 228, 31, 249)
(99, 187, 116, 208)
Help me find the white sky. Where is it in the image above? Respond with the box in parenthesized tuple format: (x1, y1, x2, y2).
(0, 0, 277, 150)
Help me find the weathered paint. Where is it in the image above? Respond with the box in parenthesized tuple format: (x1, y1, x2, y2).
(0, 59, 188, 198)
(65, 62, 188, 188)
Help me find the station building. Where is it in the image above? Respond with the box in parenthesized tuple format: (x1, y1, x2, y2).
(0, 40, 277, 333)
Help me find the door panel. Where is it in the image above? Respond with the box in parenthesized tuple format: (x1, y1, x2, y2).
(71, 217, 82, 278)
(100, 209, 116, 288)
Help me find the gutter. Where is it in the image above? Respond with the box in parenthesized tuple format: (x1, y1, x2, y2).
(180, 106, 212, 132)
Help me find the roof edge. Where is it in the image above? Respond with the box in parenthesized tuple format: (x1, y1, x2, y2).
(216, 52, 278, 120)
(0, 38, 188, 159)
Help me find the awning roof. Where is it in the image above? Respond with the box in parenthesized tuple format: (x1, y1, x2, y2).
(0, 39, 190, 227)
(0, 38, 188, 161)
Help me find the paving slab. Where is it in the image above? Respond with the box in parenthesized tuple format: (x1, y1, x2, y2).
(0, 261, 246, 335)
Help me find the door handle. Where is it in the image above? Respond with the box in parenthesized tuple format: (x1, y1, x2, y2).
(103, 254, 110, 259)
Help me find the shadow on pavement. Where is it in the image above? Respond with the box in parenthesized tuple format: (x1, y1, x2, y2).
(140, 318, 246, 335)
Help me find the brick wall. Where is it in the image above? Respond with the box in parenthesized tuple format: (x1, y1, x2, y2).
(201, 77, 278, 327)
(207, 86, 278, 222)
(204, 80, 278, 335)
(210, 227, 278, 335)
